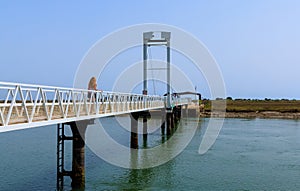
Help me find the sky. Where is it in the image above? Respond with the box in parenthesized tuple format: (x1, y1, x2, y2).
(1, 0, 300, 99)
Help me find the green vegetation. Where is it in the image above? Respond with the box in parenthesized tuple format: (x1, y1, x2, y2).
(202, 99, 300, 112)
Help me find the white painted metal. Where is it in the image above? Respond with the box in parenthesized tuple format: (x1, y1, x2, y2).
(0, 81, 190, 133)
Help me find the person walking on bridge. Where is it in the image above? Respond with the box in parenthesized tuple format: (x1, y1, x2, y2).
(88, 77, 102, 100)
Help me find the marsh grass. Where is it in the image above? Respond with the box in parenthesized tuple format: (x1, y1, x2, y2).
(203, 99, 300, 112)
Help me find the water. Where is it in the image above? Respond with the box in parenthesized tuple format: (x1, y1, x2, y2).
(1, 117, 300, 190)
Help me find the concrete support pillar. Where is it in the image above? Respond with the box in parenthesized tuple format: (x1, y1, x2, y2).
(161, 109, 166, 135)
(178, 106, 182, 120)
(143, 116, 148, 147)
(174, 106, 181, 123)
(130, 113, 139, 149)
(174, 107, 177, 123)
(171, 112, 174, 130)
(69, 121, 88, 190)
(166, 111, 173, 135)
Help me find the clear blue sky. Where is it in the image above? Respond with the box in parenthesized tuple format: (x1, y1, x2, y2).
(1, 1, 300, 99)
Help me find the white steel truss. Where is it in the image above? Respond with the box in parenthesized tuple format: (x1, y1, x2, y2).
(0, 81, 190, 133)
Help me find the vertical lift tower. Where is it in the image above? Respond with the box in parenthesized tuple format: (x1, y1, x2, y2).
(143, 31, 171, 110)
(131, 31, 172, 149)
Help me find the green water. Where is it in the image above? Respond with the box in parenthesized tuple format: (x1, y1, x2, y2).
(0, 117, 300, 190)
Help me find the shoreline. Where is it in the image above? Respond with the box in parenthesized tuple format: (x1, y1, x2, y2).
(194, 99, 300, 120)
(199, 111, 300, 120)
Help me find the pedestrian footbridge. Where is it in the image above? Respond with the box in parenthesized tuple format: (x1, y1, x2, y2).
(0, 81, 190, 133)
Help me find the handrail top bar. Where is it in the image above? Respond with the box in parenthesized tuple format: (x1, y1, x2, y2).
(0, 81, 162, 97)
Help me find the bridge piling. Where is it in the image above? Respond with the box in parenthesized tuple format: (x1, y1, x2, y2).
(171, 112, 175, 132)
(130, 112, 139, 149)
(166, 111, 174, 135)
(143, 116, 148, 147)
(161, 109, 166, 135)
(174, 106, 182, 123)
(56, 120, 93, 191)
(130, 111, 150, 148)
(69, 121, 88, 190)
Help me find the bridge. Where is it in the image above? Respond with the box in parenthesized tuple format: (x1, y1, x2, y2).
(0, 31, 200, 190)
(0, 81, 189, 133)
(0, 81, 194, 189)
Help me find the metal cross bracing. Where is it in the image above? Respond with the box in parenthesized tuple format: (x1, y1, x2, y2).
(57, 123, 72, 190)
(0, 81, 190, 133)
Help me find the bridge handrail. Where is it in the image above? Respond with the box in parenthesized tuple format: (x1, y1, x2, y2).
(0, 81, 191, 132)
(0, 81, 162, 98)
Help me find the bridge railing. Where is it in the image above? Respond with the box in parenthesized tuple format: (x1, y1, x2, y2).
(0, 82, 167, 128)
(162, 94, 191, 108)
(0, 81, 192, 131)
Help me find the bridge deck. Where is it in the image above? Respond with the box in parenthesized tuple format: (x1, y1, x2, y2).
(0, 82, 190, 132)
